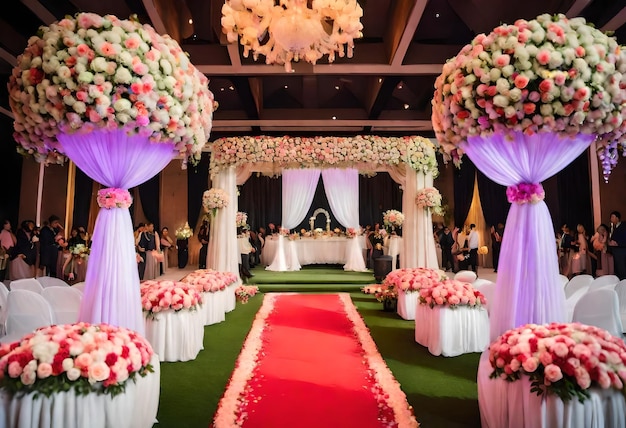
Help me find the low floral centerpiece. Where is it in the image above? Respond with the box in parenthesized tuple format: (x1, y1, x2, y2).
(235, 285, 260, 304)
(140, 280, 203, 320)
(416, 187, 444, 216)
(203, 189, 229, 217)
(362, 284, 398, 311)
(181, 269, 238, 293)
(175, 222, 193, 240)
(70, 243, 90, 259)
(383, 267, 448, 293)
(0, 323, 154, 397)
(418, 279, 486, 309)
(489, 322, 626, 402)
(382, 210, 404, 232)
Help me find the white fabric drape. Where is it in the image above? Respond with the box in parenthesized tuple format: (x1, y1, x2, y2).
(402, 167, 438, 269)
(461, 131, 594, 340)
(321, 168, 360, 228)
(206, 167, 240, 277)
(58, 129, 175, 335)
(281, 169, 321, 230)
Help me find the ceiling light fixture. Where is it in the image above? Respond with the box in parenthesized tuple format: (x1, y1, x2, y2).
(228, 85, 235, 90)
(403, 104, 409, 110)
(221, 0, 364, 72)
(335, 85, 340, 90)
(332, 116, 337, 120)
(188, 18, 193, 24)
(284, 85, 289, 89)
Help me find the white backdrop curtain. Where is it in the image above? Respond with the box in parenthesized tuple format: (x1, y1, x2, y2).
(58, 129, 175, 335)
(206, 167, 239, 277)
(461, 131, 594, 340)
(321, 168, 360, 228)
(281, 169, 321, 230)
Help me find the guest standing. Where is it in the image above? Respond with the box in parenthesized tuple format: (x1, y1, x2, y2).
(591, 224, 614, 276)
(11, 220, 38, 279)
(0, 220, 16, 281)
(140, 223, 159, 280)
(467, 224, 479, 275)
(39, 215, 62, 277)
(198, 219, 209, 269)
(570, 224, 590, 277)
(159, 227, 174, 273)
(609, 211, 626, 280)
(491, 222, 504, 273)
(558, 224, 573, 277)
(439, 226, 454, 272)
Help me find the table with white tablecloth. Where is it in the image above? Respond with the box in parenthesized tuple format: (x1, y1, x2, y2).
(477, 351, 626, 428)
(262, 235, 367, 270)
(144, 308, 204, 362)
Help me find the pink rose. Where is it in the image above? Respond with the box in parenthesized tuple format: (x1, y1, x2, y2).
(543, 364, 563, 383)
(8, 361, 23, 378)
(88, 361, 111, 382)
(37, 362, 53, 379)
(522, 357, 539, 373)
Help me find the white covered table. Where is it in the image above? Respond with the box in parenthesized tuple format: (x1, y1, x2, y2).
(397, 289, 419, 320)
(0, 354, 160, 428)
(145, 309, 204, 362)
(199, 290, 227, 325)
(477, 352, 626, 428)
(384, 236, 402, 271)
(414, 304, 489, 357)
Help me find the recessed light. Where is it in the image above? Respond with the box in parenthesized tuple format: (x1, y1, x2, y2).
(228, 85, 234, 90)
(188, 18, 193, 24)
(403, 104, 410, 110)
(284, 85, 288, 89)
(435, 13, 440, 18)
(397, 83, 403, 89)
(332, 116, 337, 120)
(334, 85, 340, 90)
(220, 87, 225, 91)
(378, 78, 383, 83)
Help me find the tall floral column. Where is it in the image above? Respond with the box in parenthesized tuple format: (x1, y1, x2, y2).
(432, 14, 626, 340)
(9, 13, 214, 334)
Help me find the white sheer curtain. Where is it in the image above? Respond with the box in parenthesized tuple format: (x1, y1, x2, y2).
(321, 168, 359, 228)
(207, 167, 239, 277)
(461, 131, 595, 340)
(281, 169, 321, 230)
(58, 129, 175, 335)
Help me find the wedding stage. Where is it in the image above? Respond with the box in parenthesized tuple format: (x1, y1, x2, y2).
(261, 235, 367, 268)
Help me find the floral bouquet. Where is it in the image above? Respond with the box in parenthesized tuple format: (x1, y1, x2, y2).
(235, 285, 260, 304)
(288, 232, 299, 241)
(431, 13, 626, 175)
(8, 12, 215, 166)
(418, 279, 486, 309)
(478, 246, 489, 255)
(489, 322, 626, 402)
(415, 187, 444, 216)
(362, 284, 398, 303)
(70, 243, 90, 259)
(383, 210, 404, 232)
(175, 222, 193, 240)
(0, 323, 154, 397)
(140, 280, 203, 319)
(203, 189, 229, 216)
(97, 188, 133, 210)
(235, 211, 248, 228)
(279, 227, 290, 236)
(181, 269, 238, 293)
(346, 227, 358, 238)
(383, 267, 448, 293)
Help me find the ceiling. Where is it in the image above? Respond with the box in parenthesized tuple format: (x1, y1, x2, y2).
(2, 0, 626, 140)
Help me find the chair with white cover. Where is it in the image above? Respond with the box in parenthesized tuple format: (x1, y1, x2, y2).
(2, 289, 55, 344)
(0, 282, 9, 336)
(72, 282, 86, 293)
(564, 274, 594, 299)
(588, 274, 620, 292)
(472, 278, 493, 289)
(9, 278, 44, 294)
(565, 287, 589, 322)
(454, 270, 477, 284)
(558, 274, 569, 288)
(614, 280, 626, 333)
(474, 281, 495, 314)
(36, 276, 69, 288)
(572, 289, 623, 337)
(42, 286, 82, 325)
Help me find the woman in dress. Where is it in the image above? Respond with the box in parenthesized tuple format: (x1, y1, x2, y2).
(10, 220, 38, 279)
(591, 224, 614, 277)
(570, 224, 590, 277)
(0, 220, 17, 281)
(159, 227, 174, 273)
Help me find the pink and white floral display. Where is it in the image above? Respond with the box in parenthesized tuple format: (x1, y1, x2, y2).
(235, 211, 248, 228)
(383, 267, 448, 292)
(8, 12, 215, 165)
(180, 269, 238, 293)
(489, 322, 626, 402)
(96, 188, 133, 209)
(415, 187, 444, 216)
(235, 285, 260, 304)
(383, 209, 404, 231)
(0, 323, 154, 397)
(419, 279, 487, 309)
(506, 183, 545, 204)
(209, 135, 438, 177)
(202, 188, 229, 213)
(362, 284, 398, 302)
(140, 280, 203, 318)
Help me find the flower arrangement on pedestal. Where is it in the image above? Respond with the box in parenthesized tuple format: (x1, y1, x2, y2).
(418, 279, 486, 309)
(203, 189, 229, 216)
(8, 12, 215, 165)
(0, 323, 154, 397)
(235, 211, 248, 228)
(140, 280, 203, 320)
(489, 322, 626, 402)
(209, 136, 438, 177)
(175, 222, 193, 240)
(235, 285, 260, 304)
(382, 210, 404, 233)
(431, 13, 626, 179)
(181, 269, 239, 293)
(383, 267, 448, 293)
(415, 187, 444, 216)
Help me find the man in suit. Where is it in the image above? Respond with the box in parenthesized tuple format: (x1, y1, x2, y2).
(609, 211, 626, 280)
(467, 224, 479, 275)
(558, 224, 573, 277)
(39, 215, 62, 277)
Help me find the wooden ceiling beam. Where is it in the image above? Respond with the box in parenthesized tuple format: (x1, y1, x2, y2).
(20, 0, 56, 24)
(0, 106, 14, 119)
(0, 47, 16, 67)
(141, 0, 184, 40)
(565, 0, 592, 17)
(248, 77, 263, 118)
(196, 63, 443, 75)
(384, 0, 428, 66)
(601, 6, 626, 31)
(211, 118, 432, 130)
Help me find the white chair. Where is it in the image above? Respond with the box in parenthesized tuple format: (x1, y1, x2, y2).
(0, 282, 9, 336)
(2, 289, 55, 344)
(454, 270, 477, 284)
(72, 282, 86, 293)
(474, 281, 495, 315)
(572, 289, 623, 337)
(9, 278, 44, 294)
(614, 280, 626, 333)
(564, 274, 594, 299)
(42, 287, 82, 325)
(558, 274, 569, 288)
(472, 278, 493, 289)
(36, 276, 69, 288)
(565, 287, 589, 322)
(588, 274, 620, 292)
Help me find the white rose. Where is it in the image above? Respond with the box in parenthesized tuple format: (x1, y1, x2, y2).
(91, 57, 108, 73)
(119, 51, 133, 66)
(78, 71, 94, 83)
(159, 58, 172, 75)
(540, 104, 553, 116)
(73, 101, 86, 114)
(114, 67, 132, 84)
(67, 367, 81, 381)
(489, 68, 501, 82)
(493, 95, 509, 107)
(113, 98, 131, 112)
(57, 65, 71, 79)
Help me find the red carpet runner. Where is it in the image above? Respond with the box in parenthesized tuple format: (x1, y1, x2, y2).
(213, 293, 418, 427)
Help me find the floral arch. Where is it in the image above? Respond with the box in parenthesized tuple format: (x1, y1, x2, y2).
(310, 208, 331, 231)
(205, 135, 440, 277)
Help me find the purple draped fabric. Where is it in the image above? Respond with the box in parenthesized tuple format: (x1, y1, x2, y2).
(58, 129, 175, 335)
(461, 131, 595, 340)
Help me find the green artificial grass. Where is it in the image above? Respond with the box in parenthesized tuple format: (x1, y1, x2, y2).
(248, 264, 375, 285)
(156, 281, 482, 427)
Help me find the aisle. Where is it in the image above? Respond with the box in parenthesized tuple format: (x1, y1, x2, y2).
(213, 293, 417, 427)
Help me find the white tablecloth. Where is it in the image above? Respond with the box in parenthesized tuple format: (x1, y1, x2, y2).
(384, 236, 402, 271)
(263, 236, 367, 271)
(225, 283, 237, 313)
(145, 309, 204, 362)
(414, 304, 489, 357)
(477, 351, 626, 428)
(0, 354, 160, 428)
(199, 291, 226, 325)
(397, 289, 418, 320)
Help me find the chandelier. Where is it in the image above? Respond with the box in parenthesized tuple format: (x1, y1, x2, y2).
(221, 0, 364, 72)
